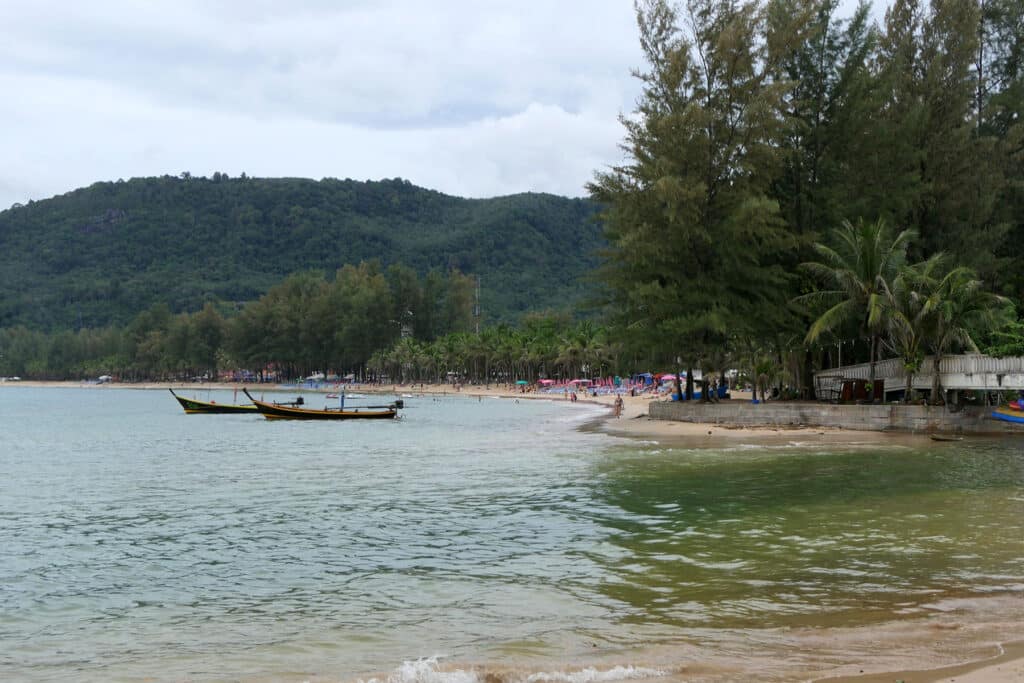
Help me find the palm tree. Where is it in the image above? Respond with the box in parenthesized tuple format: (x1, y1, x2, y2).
(883, 255, 945, 403)
(925, 266, 1008, 404)
(753, 355, 782, 402)
(800, 218, 915, 385)
(555, 339, 583, 380)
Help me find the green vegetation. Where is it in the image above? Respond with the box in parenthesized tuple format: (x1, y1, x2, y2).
(0, 264, 478, 381)
(799, 218, 916, 383)
(590, 0, 1024, 399)
(369, 317, 615, 385)
(801, 221, 1009, 402)
(589, 0, 799, 397)
(0, 176, 601, 330)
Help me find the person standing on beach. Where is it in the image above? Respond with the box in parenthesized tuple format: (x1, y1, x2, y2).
(614, 395, 623, 418)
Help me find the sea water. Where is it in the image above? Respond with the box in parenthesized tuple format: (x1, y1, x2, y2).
(0, 387, 1022, 682)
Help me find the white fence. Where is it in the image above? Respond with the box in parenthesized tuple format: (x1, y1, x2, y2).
(814, 354, 1024, 399)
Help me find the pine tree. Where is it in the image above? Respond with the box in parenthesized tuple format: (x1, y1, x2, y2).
(589, 0, 807, 396)
(772, 0, 876, 242)
(870, 0, 1008, 277)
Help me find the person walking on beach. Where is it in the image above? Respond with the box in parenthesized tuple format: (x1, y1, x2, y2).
(613, 395, 623, 418)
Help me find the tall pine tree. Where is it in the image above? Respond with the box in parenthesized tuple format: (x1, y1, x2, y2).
(590, 0, 809, 396)
(870, 0, 1008, 277)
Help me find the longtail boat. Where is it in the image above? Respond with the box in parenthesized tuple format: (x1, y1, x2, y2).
(169, 388, 258, 414)
(243, 388, 400, 420)
(929, 433, 963, 441)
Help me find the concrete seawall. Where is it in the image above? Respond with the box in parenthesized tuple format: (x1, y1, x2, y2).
(649, 400, 1024, 434)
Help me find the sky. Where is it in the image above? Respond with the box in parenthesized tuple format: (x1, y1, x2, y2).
(1, 0, 875, 210)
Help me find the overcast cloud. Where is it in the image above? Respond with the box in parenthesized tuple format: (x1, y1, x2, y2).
(0, 1, 643, 208)
(1, 0, 874, 210)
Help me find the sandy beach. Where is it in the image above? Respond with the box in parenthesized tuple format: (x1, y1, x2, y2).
(3, 379, 1022, 682)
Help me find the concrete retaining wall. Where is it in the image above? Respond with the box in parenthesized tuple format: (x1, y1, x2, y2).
(648, 400, 1022, 434)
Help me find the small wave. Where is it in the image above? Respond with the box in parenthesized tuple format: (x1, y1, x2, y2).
(526, 665, 666, 683)
(361, 659, 666, 683)
(360, 657, 478, 683)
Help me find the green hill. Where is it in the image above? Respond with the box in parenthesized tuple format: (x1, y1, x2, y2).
(0, 175, 604, 330)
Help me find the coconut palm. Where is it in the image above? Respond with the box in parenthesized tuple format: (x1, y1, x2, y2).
(925, 266, 1009, 403)
(883, 255, 945, 402)
(800, 218, 915, 384)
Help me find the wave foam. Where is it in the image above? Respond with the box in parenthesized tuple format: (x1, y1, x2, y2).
(360, 657, 477, 683)
(361, 659, 666, 683)
(526, 666, 666, 683)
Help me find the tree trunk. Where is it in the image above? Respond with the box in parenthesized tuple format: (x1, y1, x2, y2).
(905, 368, 913, 404)
(869, 334, 877, 384)
(802, 349, 814, 399)
(931, 354, 943, 405)
(686, 366, 695, 400)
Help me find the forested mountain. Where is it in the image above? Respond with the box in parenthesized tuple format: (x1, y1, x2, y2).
(0, 175, 603, 330)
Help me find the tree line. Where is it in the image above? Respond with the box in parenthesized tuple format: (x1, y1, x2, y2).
(0, 264, 477, 381)
(589, 0, 1024, 400)
(368, 317, 616, 385)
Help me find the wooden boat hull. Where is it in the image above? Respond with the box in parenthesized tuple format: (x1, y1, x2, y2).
(990, 408, 1024, 424)
(243, 389, 398, 420)
(170, 389, 258, 414)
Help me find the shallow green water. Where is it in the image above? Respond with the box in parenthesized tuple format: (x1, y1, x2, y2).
(0, 388, 1022, 681)
(589, 442, 1024, 629)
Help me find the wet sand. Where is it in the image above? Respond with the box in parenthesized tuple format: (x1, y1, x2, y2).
(824, 639, 1024, 682)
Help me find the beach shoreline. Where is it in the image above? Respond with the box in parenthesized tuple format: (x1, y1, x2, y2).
(3, 380, 1022, 682)
(818, 638, 1024, 683)
(2, 378, 917, 446)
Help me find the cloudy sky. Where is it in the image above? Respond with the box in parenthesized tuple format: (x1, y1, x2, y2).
(1, 0, 874, 210)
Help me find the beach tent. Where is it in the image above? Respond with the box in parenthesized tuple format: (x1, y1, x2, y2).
(569, 379, 592, 384)
(516, 380, 529, 385)
(538, 379, 556, 385)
